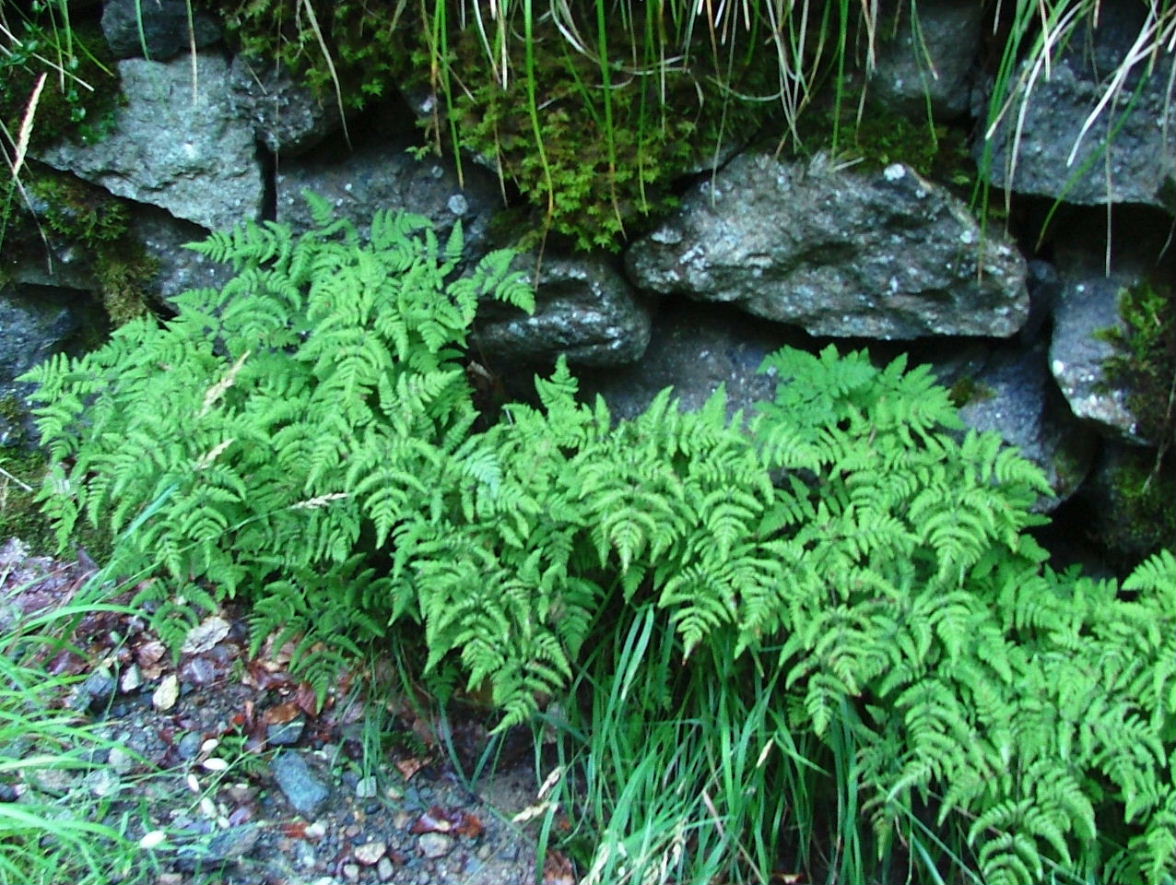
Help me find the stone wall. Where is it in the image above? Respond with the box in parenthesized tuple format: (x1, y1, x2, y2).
(2, 0, 1173, 564)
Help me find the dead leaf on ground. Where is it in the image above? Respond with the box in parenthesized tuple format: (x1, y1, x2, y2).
(263, 702, 302, 726)
(395, 756, 427, 781)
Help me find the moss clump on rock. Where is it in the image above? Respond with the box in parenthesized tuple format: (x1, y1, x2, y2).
(1089, 280, 1176, 562)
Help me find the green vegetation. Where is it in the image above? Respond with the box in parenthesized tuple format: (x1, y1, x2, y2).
(1092, 280, 1176, 563)
(0, 580, 149, 884)
(23, 168, 156, 323)
(20, 205, 1176, 884)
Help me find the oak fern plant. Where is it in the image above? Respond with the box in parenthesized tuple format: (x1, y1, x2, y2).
(21, 202, 1174, 884)
(22, 195, 534, 701)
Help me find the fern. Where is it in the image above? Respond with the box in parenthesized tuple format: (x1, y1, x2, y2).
(21, 200, 1174, 885)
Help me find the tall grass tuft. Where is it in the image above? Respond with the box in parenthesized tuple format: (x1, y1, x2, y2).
(0, 569, 150, 885)
(535, 603, 992, 885)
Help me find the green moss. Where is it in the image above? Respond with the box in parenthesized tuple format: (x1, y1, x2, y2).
(8, 168, 153, 324)
(1097, 448, 1176, 563)
(1097, 281, 1176, 448)
(206, 0, 776, 251)
(947, 376, 996, 409)
(788, 79, 974, 190)
(1090, 280, 1176, 561)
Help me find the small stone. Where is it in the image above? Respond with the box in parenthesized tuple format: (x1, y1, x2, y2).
(108, 746, 136, 774)
(85, 768, 120, 797)
(303, 821, 327, 841)
(355, 776, 377, 800)
(266, 718, 305, 746)
(342, 862, 360, 881)
(418, 832, 455, 859)
(176, 732, 203, 761)
(271, 751, 330, 817)
(119, 664, 142, 692)
(152, 674, 179, 712)
(71, 668, 117, 712)
(354, 840, 387, 865)
(181, 615, 231, 655)
(376, 857, 395, 880)
(25, 767, 75, 796)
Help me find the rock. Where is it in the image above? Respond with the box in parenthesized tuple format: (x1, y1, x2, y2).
(39, 54, 264, 232)
(475, 253, 651, 368)
(101, 0, 221, 60)
(176, 731, 204, 761)
(85, 768, 121, 797)
(128, 205, 236, 306)
(354, 841, 387, 865)
(107, 745, 137, 774)
(1075, 442, 1175, 563)
(355, 776, 378, 800)
(266, 718, 306, 747)
(70, 667, 118, 713)
(870, 0, 981, 120)
(978, 4, 1176, 213)
(935, 342, 1096, 511)
(1048, 268, 1142, 441)
(376, 856, 396, 881)
(626, 153, 1028, 339)
(275, 136, 499, 257)
(175, 825, 261, 873)
(230, 54, 341, 156)
(24, 767, 76, 796)
(152, 674, 179, 711)
(418, 832, 455, 859)
(271, 751, 330, 817)
(575, 301, 807, 422)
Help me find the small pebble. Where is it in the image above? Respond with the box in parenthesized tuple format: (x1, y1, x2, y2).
(376, 857, 395, 881)
(354, 840, 386, 865)
(119, 664, 142, 692)
(267, 718, 305, 746)
(108, 746, 136, 774)
(303, 821, 327, 841)
(177, 732, 203, 761)
(356, 776, 377, 799)
(86, 768, 120, 797)
(418, 832, 455, 859)
(151, 674, 179, 712)
(342, 862, 360, 881)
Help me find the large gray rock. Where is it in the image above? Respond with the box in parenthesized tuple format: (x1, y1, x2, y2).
(979, 5, 1176, 213)
(39, 55, 264, 232)
(229, 55, 341, 156)
(935, 341, 1096, 511)
(101, 0, 221, 60)
(626, 152, 1028, 339)
(870, 0, 981, 120)
(275, 137, 499, 255)
(474, 253, 651, 367)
